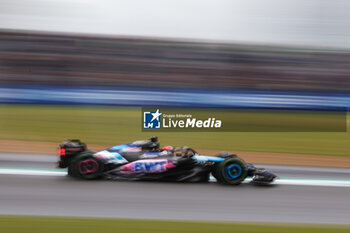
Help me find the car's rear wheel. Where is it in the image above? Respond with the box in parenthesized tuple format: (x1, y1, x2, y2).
(213, 158, 248, 185)
(70, 154, 104, 180)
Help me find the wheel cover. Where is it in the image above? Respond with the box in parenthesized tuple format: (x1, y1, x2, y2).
(224, 164, 242, 179)
(78, 159, 99, 175)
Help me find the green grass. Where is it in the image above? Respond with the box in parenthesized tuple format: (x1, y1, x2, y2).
(0, 105, 349, 156)
(1, 216, 350, 233)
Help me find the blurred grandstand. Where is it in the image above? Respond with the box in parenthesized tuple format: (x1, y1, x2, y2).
(1, 30, 349, 93)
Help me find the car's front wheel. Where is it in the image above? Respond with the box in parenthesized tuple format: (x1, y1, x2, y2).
(213, 158, 248, 185)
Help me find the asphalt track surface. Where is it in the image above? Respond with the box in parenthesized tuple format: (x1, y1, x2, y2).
(1, 153, 350, 224)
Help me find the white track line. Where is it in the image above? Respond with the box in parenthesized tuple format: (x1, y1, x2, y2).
(273, 179, 350, 187)
(1, 168, 350, 187)
(0, 168, 66, 176)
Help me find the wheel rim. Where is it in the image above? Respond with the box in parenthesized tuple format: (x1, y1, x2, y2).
(78, 159, 98, 175)
(224, 164, 242, 179)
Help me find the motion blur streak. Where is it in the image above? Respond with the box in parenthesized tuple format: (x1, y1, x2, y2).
(0, 154, 348, 224)
(1, 0, 350, 48)
(1, 30, 350, 108)
(1, 172, 350, 224)
(0, 0, 350, 229)
(1, 87, 350, 108)
(2, 167, 350, 188)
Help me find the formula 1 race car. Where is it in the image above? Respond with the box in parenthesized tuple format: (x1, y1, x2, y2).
(57, 137, 277, 185)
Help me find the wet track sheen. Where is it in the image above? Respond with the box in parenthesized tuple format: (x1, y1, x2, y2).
(0, 154, 350, 224)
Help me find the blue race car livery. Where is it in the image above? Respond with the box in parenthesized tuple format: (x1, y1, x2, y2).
(57, 136, 277, 185)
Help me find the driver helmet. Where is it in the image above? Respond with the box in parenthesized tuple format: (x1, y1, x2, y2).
(161, 146, 174, 151)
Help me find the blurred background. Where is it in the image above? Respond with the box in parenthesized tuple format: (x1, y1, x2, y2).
(1, 1, 350, 232)
(0, 0, 349, 153)
(1, 0, 350, 106)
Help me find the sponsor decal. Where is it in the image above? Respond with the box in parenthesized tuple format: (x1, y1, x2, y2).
(121, 159, 175, 173)
(139, 152, 161, 159)
(134, 160, 166, 172)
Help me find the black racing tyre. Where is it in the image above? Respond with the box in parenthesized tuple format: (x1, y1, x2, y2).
(70, 153, 104, 180)
(214, 158, 248, 185)
(67, 163, 75, 177)
(211, 164, 220, 181)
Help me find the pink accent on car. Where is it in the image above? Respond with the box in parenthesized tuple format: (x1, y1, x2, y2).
(94, 151, 114, 159)
(78, 159, 99, 174)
